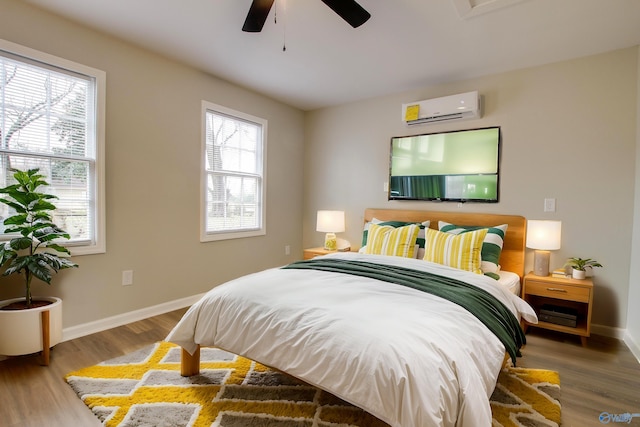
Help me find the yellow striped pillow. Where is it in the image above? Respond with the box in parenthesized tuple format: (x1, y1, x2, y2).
(422, 227, 487, 274)
(364, 223, 420, 258)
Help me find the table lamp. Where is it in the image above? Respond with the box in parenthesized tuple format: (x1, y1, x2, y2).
(316, 210, 345, 251)
(526, 220, 562, 276)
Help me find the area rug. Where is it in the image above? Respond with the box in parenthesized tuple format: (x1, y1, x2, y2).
(65, 341, 561, 427)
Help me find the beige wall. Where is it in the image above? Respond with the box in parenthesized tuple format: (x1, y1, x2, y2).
(0, 0, 305, 328)
(304, 48, 639, 331)
(627, 46, 640, 358)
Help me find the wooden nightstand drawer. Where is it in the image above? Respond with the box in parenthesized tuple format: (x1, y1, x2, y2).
(525, 280, 590, 302)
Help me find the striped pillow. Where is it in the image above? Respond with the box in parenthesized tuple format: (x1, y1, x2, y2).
(423, 227, 487, 274)
(361, 219, 430, 247)
(438, 221, 508, 274)
(364, 223, 420, 258)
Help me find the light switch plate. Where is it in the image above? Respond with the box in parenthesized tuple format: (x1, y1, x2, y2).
(544, 198, 556, 212)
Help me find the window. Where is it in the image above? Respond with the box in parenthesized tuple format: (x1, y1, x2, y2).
(0, 40, 105, 255)
(201, 101, 266, 242)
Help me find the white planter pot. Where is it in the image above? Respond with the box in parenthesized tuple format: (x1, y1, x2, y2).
(572, 268, 586, 280)
(0, 297, 62, 356)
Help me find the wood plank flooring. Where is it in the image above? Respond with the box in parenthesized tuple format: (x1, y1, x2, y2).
(0, 308, 187, 427)
(1, 309, 638, 427)
(519, 328, 640, 426)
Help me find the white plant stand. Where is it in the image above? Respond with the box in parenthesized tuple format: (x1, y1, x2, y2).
(0, 297, 62, 365)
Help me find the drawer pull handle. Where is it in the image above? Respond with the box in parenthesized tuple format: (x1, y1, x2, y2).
(546, 287, 568, 293)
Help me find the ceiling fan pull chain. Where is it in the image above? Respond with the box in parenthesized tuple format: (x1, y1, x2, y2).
(281, 0, 287, 52)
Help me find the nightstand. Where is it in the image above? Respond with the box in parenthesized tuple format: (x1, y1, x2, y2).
(521, 272, 593, 346)
(303, 247, 353, 260)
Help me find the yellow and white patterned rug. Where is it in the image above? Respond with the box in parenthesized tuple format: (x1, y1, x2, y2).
(65, 341, 561, 427)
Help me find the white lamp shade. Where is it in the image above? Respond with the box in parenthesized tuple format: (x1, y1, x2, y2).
(316, 210, 345, 233)
(526, 220, 562, 250)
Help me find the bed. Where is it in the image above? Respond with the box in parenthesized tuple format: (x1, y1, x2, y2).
(166, 208, 537, 427)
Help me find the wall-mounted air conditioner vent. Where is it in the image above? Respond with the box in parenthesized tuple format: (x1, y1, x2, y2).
(402, 91, 481, 126)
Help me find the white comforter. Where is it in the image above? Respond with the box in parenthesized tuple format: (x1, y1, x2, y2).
(167, 252, 537, 427)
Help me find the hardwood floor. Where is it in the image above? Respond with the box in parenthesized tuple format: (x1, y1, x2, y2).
(0, 308, 188, 427)
(518, 328, 640, 426)
(1, 309, 638, 426)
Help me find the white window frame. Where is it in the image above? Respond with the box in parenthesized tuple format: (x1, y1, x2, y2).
(0, 39, 106, 255)
(200, 101, 267, 242)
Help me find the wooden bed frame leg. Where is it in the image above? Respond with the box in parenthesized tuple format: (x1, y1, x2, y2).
(41, 310, 50, 366)
(181, 345, 200, 376)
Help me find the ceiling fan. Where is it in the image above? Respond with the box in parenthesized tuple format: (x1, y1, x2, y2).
(242, 0, 371, 32)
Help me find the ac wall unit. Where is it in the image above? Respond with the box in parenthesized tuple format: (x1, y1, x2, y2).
(402, 91, 481, 125)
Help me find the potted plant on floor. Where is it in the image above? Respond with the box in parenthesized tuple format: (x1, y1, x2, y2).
(565, 257, 602, 279)
(0, 168, 78, 363)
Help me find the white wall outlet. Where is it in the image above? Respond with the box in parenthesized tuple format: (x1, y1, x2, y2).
(285, 245, 291, 256)
(122, 270, 134, 286)
(544, 198, 556, 212)
(383, 182, 389, 192)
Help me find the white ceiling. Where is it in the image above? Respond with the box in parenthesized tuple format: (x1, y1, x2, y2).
(24, 0, 640, 111)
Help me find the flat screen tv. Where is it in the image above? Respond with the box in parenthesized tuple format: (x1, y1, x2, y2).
(389, 126, 500, 202)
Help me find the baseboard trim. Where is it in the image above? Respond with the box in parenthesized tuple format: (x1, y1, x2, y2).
(591, 323, 626, 340)
(623, 330, 640, 364)
(62, 293, 206, 342)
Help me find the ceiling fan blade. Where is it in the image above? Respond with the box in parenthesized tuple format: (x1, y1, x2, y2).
(242, 0, 276, 32)
(320, 0, 371, 28)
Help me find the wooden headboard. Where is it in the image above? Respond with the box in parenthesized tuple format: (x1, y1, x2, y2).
(364, 208, 527, 279)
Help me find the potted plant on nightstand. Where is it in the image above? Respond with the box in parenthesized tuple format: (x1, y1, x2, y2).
(0, 169, 78, 364)
(565, 257, 602, 279)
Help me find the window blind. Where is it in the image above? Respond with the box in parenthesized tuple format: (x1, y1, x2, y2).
(202, 105, 266, 239)
(0, 50, 97, 245)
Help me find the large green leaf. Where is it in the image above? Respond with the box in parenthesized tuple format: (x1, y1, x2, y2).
(38, 252, 77, 270)
(43, 243, 72, 255)
(0, 198, 27, 213)
(3, 191, 38, 209)
(3, 213, 28, 226)
(27, 258, 53, 284)
(0, 184, 21, 194)
(2, 226, 27, 235)
(3, 256, 30, 277)
(29, 199, 58, 212)
(10, 237, 33, 251)
(0, 242, 17, 265)
(34, 227, 70, 243)
(28, 221, 55, 231)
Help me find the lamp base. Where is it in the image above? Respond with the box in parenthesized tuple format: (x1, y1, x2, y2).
(533, 250, 551, 276)
(323, 233, 337, 251)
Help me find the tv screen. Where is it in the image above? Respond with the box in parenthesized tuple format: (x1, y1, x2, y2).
(389, 127, 500, 202)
